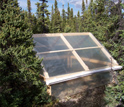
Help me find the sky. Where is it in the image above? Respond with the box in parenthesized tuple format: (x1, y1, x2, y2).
(18, 0, 124, 16)
(18, 0, 90, 16)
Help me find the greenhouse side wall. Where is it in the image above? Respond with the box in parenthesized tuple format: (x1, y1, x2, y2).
(51, 71, 112, 99)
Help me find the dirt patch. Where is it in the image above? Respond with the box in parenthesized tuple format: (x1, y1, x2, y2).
(54, 85, 106, 107)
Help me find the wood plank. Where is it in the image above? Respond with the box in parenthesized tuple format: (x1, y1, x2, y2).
(74, 46, 102, 50)
(33, 33, 60, 37)
(36, 49, 72, 55)
(43, 71, 49, 78)
(36, 46, 102, 55)
(62, 32, 90, 36)
(33, 33, 91, 37)
(80, 57, 111, 65)
(45, 66, 122, 85)
(47, 85, 51, 95)
(46, 66, 111, 81)
(60, 34, 89, 71)
(40, 53, 112, 66)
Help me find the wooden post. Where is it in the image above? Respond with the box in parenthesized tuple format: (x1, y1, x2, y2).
(47, 85, 51, 95)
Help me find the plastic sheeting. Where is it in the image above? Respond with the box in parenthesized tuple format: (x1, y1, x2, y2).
(65, 35, 97, 48)
(34, 36, 68, 52)
(39, 51, 84, 77)
(76, 48, 111, 69)
(51, 71, 111, 99)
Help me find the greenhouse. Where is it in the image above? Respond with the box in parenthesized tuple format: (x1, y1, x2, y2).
(33, 32, 122, 99)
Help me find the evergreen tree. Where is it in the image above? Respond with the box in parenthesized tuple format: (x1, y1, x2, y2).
(50, 5, 54, 32)
(52, 0, 61, 32)
(39, 0, 50, 33)
(67, 3, 70, 20)
(66, 2, 70, 24)
(82, 0, 85, 15)
(64, 3, 71, 32)
(32, 14, 38, 33)
(70, 8, 73, 19)
(0, 0, 51, 106)
(36, 2, 40, 18)
(81, 0, 124, 106)
(61, 4, 66, 32)
(27, 0, 31, 23)
(35, 2, 43, 33)
(77, 11, 82, 32)
(70, 8, 75, 32)
(104, 1, 124, 106)
(35, 0, 50, 33)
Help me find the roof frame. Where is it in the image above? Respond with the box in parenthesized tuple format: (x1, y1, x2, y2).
(33, 32, 122, 85)
(60, 34, 89, 71)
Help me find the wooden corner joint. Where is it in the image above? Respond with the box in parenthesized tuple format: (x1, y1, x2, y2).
(39, 75, 51, 95)
(47, 85, 51, 95)
(39, 74, 46, 81)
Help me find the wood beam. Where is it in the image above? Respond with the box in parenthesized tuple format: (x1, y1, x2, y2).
(60, 34, 89, 71)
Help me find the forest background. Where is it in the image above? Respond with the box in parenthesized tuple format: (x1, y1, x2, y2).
(22, 0, 124, 106)
(0, 0, 124, 106)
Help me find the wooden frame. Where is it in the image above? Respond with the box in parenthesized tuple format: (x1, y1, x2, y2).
(33, 32, 121, 85)
(36, 46, 103, 55)
(45, 66, 122, 85)
(60, 34, 89, 70)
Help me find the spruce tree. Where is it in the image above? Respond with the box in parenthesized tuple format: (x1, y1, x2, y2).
(104, 1, 124, 106)
(64, 3, 71, 33)
(35, 0, 50, 33)
(27, 0, 31, 23)
(82, 0, 85, 15)
(0, 0, 51, 106)
(77, 11, 82, 32)
(67, 3, 70, 20)
(35, 2, 43, 33)
(39, 0, 50, 33)
(52, 0, 61, 32)
(80, 0, 124, 106)
(61, 4, 66, 32)
(36, 2, 40, 18)
(70, 8, 75, 32)
(32, 14, 38, 33)
(66, 3, 70, 24)
(50, 5, 54, 32)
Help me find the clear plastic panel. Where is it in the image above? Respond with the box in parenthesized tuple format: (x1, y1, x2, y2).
(51, 71, 111, 99)
(76, 48, 111, 69)
(39, 51, 84, 77)
(65, 35, 97, 49)
(34, 36, 68, 52)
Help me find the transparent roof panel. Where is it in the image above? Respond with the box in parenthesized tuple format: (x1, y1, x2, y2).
(76, 48, 111, 69)
(33, 33, 119, 79)
(39, 51, 84, 77)
(34, 36, 68, 52)
(64, 35, 97, 49)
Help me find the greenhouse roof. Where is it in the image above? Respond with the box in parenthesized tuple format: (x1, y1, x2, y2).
(33, 33, 122, 85)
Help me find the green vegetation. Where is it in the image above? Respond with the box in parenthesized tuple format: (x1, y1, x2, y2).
(0, 0, 124, 106)
(0, 0, 51, 106)
(81, 0, 124, 106)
